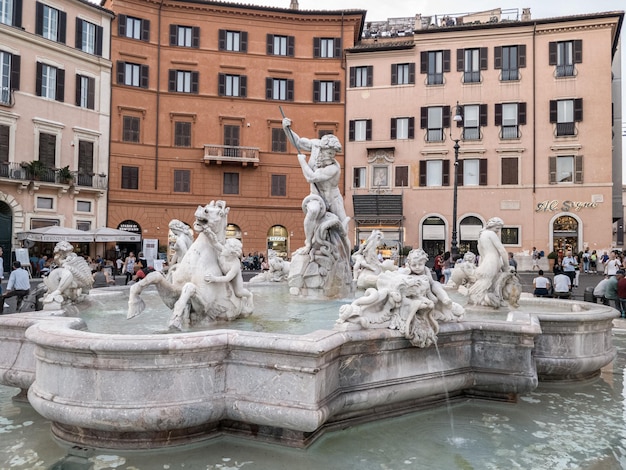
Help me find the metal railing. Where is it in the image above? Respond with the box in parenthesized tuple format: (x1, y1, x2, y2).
(203, 144, 260, 164)
(0, 162, 108, 189)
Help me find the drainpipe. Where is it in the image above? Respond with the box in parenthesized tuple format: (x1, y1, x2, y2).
(532, 22, 536, 193)
(155, 0, 164, 190)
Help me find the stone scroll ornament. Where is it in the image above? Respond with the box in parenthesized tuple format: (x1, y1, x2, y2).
(128, 200, 253, 330)
(281, 108, 352, 298)
(336, 248, 464, 348)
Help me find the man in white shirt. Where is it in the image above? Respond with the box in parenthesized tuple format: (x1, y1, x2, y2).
(1, 261, 30, 314)
(593, 276, 611, 305)
(553, 268, 572, 299)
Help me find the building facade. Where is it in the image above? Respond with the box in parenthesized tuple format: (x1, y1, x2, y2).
(0, 0, 113, 270)
(103, 0, 364, 257)
(345, 11, 623, 260)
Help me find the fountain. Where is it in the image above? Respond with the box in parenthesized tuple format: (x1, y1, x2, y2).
(0, 119, 619, 454)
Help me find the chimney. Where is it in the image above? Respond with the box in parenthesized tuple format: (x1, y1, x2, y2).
(290, 0, 299, 10)
(522, 8, 531, 21)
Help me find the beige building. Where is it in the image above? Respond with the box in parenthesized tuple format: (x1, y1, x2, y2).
(0, 0, 113, 267)
(345, 10, 624, 260)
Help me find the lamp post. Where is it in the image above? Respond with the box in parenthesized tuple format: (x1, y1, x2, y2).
(450, 102, 463, 257)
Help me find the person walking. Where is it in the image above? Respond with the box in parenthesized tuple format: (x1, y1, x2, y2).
(582, 248, 591, 273)
(124, 252, 136, 285)
(1, 261, 30, 314)
(531, 247, 540, 271)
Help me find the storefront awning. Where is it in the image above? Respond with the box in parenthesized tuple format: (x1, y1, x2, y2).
(16, 226, 95, 243)
(89, 227, 142, 242)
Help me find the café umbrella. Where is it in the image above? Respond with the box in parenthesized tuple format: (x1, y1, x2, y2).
(16, 226, 95, 243)
(89, 227, 141, 243)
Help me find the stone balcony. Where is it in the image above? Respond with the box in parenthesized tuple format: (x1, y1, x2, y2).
(203, 144, 259, 167)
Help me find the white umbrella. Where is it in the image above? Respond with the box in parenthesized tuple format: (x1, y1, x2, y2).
(89, 227, 141, 242)
(16, 226, 95, 243)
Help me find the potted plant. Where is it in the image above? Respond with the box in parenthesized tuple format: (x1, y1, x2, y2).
(547, 251, 558, 271)
(57, 165, 74, 184)
(22, 160, 48, 181)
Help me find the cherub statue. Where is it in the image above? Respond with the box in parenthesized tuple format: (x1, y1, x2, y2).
(446, 251, 477, 289)
(204, 235, 252, 301)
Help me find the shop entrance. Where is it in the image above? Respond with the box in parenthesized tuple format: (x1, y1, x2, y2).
(552, 215, 579, 253)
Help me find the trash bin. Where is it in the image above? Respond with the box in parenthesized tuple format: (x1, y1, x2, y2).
(584, 286, 595, 303)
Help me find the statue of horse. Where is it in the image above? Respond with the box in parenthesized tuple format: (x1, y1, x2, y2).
(127, 200, 253, 330)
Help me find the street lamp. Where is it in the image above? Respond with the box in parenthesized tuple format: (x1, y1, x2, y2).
(450, 101, 463, 257)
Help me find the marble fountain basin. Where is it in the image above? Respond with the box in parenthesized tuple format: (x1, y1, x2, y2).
(0, 285, 618, 449)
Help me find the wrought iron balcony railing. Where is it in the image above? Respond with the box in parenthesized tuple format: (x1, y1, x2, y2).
(0, 162, 108, 190)
(203, 144, 260, 166)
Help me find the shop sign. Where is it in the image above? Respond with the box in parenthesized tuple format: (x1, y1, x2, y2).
(268, 236, 286, 242)
(117, 220, 142, 234)
(535, 200, 599, 212)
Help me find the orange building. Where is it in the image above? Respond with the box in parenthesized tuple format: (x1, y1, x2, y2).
(103, 0, 365, 257)
(344, 10, 623, 260)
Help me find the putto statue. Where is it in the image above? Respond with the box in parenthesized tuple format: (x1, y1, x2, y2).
(249, 250, 290, 283)
(465, 217, 522, 308)
(282, 114, 352, 297)
(42, 241, 93, 309)
(351, 230, 397, 289)
(336, 248, 464, 348)
(128, 200, 253, 330)
(446, 251, 477, 289)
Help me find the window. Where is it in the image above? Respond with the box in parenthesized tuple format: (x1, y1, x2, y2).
(36, 2, 66, 43)
(313, 80, 340, 103)
(391, 63, 415, 85)
(223, 172, 239, 194)
(349, 119, 372, 142)
(76, 75, 95, 109)
(501, 157, 519, 185)
(174, 122, 191, 147)
(36, 197, 54, 210)
(271, 174, 286, 196)
(76, 221, 91, 231)
(0, 0, 21, 27)
(391, 117, 414, 140)
(76, 19, 103, 56)
(421, 106, 450, 142)
(495, 103, 526, 139)
(0, 124, 8, 165)
(168, 70, 198, 93)
(457, 48, 487, 83)
(0, 50, 19, 105)
(420, 50, 450, 85)
(318, 130, 334, 139)
(77, 140, 94, 186)
(266, 78, 294, 101)
(419, 160, 450, 187)
(550, 40, 582, 77)
(272, 128, 287, 152)
(38, 133, 56, 169)
(117, 61, 149, 88)
(37, 63, 64, 102)
(267, 34, 294, 56)
(223, 125, 240, 157)
(353, 167, 366, 188)
(458, 158, 487, 186)
(174, 169, 190, 192)
(218, 74, 246, 97)
(495, 45, 526, 81)
(500, 227, 519, 245)
(76, 200, 92, 212)
(118, 14, 149, 41)
(550, 155, 583, 184)
(372, 166, 388, 187)
(219, 29, 250, 52)
(395, 166, 409, 187)
(171, 25, 199, 48)
(122, 116, 140, 143)
(314, 37, 341, 58)
(350, 66, 373, 87)
(550, 99, 582, 136)
(121, 166, 139, 189)
(461, 104, 487, 140)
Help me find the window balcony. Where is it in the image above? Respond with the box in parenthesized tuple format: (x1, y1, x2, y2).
(203, 144, 259, 167)
(0, 162, 107, 193)
(0, 87, 14, 107)
(556, 122, 576, 137)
